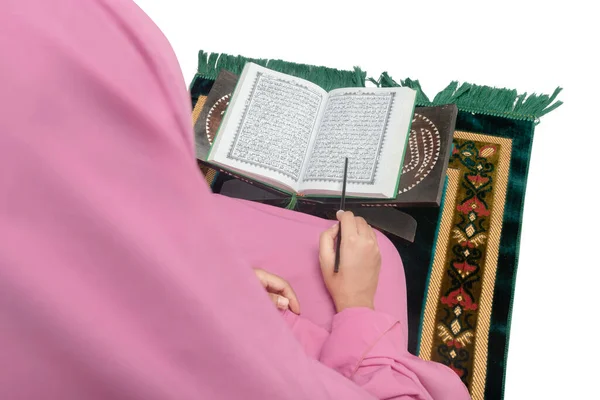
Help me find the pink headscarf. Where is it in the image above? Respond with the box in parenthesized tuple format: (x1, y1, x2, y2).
(0, 1, 370, 398)
(0, 1, 470, 399)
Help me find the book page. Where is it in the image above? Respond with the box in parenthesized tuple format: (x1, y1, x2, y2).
(299, 87, 416, 198)
(209, 63, 326, 191)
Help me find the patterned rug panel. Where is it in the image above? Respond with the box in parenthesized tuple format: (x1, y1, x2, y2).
(420, 130, 512, 400)
(415, 112, 536, 400)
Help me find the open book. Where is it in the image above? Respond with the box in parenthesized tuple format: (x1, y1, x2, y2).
(207, 63, 416, 199)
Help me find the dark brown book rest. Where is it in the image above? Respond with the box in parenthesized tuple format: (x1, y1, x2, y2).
(195, 70, 458, 242)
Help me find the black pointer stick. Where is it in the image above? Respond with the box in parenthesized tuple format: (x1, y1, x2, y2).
(334, 157, 348, 273)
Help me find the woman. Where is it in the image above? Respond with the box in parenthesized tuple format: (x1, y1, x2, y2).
(0, 0, 469, 398)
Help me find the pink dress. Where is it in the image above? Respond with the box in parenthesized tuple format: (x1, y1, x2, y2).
(0, 0, 470, 399)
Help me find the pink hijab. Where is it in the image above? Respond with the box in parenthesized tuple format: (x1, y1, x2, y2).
(0, 1, 366, 398)
(0, 1, 469, 399)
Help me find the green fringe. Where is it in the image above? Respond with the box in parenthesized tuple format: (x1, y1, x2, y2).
(285, 193, 298, 210)
(196, 50, 366, 91)
(370, 72, 433, 105)
(376, 73, 562, 122)
(194, 50, 562, 122)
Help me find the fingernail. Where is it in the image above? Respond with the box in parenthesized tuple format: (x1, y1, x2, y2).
(277, 297, 289, 309)
(336, 210, 344, 216)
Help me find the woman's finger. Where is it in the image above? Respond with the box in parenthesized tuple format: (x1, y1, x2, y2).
(255, 269, 301, 314)
(369, 225, 378, 241)
(277, 283, 300, 314)
(319, 223, 339, 272)
(319, 223, 339, 251)
(355, 216, 370, 237)
(268, 293, 290, 310)
(337, 210, 357, 239)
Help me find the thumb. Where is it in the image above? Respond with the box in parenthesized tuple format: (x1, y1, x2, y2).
(319, 223, 339, 272)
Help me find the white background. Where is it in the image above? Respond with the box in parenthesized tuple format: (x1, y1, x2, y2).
(134, 1, 598, 398)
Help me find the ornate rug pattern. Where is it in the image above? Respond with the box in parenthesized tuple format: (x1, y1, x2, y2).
(419, 132, 512, 400)
(188, 51, 561, 400)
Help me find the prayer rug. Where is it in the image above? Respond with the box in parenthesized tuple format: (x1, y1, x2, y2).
(189, 51, 561, 400)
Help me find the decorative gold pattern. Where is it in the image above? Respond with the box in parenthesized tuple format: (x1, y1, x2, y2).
(192, 95, 218, 186)
(462, 132, 511, 400)
(192, 96, 206, 126)
(418, 131, 512, 400)
(420, 168, 462, 358)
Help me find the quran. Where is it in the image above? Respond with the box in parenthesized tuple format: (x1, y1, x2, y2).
(206, 63, 417, 199)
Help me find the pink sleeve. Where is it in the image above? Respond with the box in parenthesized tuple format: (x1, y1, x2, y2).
(320, 309, 471, 400)
(280, 310, 329, 360)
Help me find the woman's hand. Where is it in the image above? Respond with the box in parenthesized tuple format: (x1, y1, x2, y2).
(319, 211, 381, 312)
(253, 268, 301, 314)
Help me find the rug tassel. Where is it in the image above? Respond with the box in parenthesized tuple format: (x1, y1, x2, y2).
(367, 76, 381, 87)
(375, 71, 562, 121)
(196, 50, 366, 91)
(377, 73, 430, 105)
(195, 50, 562, 122)
(400, 78, 431, 104)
